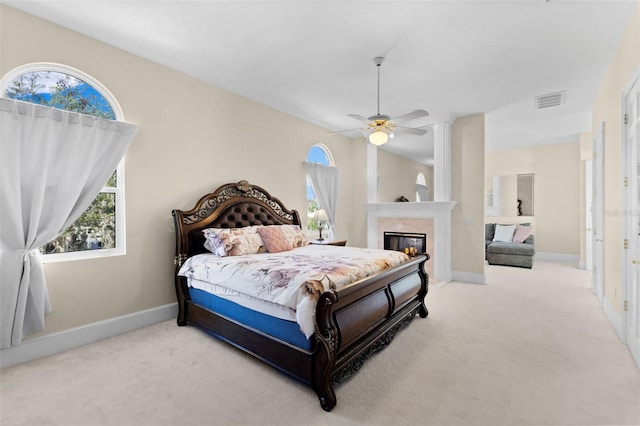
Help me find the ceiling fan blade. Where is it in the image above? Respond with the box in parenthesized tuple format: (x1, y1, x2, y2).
(391, 109, 429, 124)
(347, 114, 371, 124)
(394, 126, 428, 136)
(327, 127, 365, 136)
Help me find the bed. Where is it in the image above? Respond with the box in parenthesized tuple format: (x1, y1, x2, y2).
(172, 180, 429, 411)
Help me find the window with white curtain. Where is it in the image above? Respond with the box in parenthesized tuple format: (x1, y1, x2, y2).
(306, 144, 334, 235)
(1, 63, 126, 261)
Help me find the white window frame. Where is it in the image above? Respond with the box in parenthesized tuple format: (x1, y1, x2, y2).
(0, 63, 127, 262)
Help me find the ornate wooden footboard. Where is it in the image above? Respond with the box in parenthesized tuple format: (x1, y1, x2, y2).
(172, 180, 429, 411)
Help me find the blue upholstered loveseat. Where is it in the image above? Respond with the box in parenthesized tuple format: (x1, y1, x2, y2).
(485, 223, 535, 268)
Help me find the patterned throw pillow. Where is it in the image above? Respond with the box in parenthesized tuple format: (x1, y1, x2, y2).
(202, 226, 266, 257)
(512, 224, 532, 243)
(256, 225, 309, 253)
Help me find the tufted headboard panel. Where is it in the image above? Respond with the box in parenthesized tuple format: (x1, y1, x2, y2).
(173, 180, 302, 265)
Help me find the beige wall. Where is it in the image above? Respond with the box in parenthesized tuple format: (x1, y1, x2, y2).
(377, 149, 433, 202)
(485, 142, 581, 255)
(349, 139, 369, 248)
(592, 1, 640, 314)
(452, 114, 486, 275)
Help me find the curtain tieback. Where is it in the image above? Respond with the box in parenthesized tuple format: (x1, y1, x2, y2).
(2, 249, 39, 260)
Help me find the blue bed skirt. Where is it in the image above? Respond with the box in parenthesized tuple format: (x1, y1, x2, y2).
(189, 287, 313, 351)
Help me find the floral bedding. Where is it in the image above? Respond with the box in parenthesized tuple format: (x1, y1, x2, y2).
(178, 245, 410, 338)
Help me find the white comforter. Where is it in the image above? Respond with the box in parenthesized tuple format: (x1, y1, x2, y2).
(178, 245, 409, 337)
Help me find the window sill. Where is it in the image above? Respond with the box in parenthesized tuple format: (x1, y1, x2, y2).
(41, 247, 125, 263)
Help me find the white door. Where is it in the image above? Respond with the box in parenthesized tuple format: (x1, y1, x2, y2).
(585, 160, 593, 271)
(593, 123, 605, 303)
(623, 73, 640, 369)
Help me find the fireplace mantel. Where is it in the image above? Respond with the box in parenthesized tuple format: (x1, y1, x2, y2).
(364, 201, 457, 282)
(364, 201, 457, 214)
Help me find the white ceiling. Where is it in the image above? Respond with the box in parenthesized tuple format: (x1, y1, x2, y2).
(6, 0, 636, 165)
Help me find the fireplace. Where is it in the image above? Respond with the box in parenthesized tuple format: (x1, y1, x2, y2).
(366, 201, 456, 282)
(384, 232, 427, 257)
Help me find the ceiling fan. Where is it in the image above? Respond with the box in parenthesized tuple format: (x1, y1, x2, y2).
(335, 56, 429, 146)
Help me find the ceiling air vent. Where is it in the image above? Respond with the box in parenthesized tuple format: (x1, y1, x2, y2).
(535, 91, 565, 109)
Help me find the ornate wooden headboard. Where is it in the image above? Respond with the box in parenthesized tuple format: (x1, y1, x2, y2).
(171, 180, 302, 266)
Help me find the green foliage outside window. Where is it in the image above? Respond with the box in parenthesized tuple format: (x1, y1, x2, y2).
(5, 70, 118, 253)
(41, 193, 116, 254)
(5, 71, 115, 119)
(307, 199, 320, 232)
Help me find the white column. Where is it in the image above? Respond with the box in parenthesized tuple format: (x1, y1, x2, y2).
(433, 120, 452, 201)
(366, 143, 378, 249)
(366, 143, 377, 203)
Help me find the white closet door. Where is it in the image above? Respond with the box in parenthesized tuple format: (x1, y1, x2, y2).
(624, 74, 640, 369)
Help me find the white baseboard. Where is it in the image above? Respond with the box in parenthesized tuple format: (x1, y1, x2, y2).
(602, 295, 623, 340)
(452, 270, 486, 284)
(0, 303, 178, 369)
(535, 252, 580, 265)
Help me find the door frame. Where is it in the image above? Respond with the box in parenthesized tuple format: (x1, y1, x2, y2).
(592, 123, 605, 304)
(585, 159, 593, 271)
(621, 65, 640, 369)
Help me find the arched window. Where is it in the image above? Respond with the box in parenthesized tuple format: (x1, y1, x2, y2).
(1, 63, 127, 261)
(416, 172, 428, 202)
(306, 144, 334, 236)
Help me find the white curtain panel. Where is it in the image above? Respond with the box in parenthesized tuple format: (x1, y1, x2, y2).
(416, 183, 428, 202)
(303, 161, 339, 241)
(0, 98, 137, 348)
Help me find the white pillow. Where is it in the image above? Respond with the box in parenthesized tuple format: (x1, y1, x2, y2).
(493, 224, 516, 242)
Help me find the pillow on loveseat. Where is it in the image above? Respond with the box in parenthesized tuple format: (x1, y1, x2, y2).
(493, 224, 516, 242)
(512, 224, 532, 243)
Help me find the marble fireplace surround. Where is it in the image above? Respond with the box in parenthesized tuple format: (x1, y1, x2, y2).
(364, 201, 457, 283)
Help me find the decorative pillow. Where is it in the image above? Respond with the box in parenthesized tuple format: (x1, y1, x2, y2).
(512, 224, 532, 243)
(493, 224, 516, 242)
(257, 225, 309, 253)
(202, 226, 265, 257)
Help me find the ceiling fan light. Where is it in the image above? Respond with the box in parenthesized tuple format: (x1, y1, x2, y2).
(369, 130, 389, 145)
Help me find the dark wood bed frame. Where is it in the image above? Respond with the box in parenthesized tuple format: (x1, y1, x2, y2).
(172, 180, 429, 411)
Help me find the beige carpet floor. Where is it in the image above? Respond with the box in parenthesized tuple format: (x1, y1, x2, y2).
(1, 261, 639, 426)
